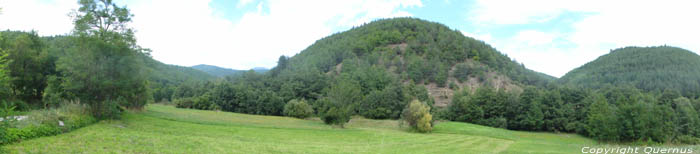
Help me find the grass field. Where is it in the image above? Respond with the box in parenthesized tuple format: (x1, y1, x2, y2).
(2, 104, 697, 153)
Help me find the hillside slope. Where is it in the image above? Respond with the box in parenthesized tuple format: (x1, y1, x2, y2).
(191, 64, 268, 77)
(560, 46, 700, 97)
(144, 59, 214, 85)
(141, 56, 215, 102)
(281, 18, 554, 106)
(192, 64, 243, 77)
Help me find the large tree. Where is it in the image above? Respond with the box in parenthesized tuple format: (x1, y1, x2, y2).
(56, 0, 149, 118)
(585, 94, 620, 142)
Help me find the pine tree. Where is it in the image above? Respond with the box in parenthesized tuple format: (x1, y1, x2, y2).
(585, 94, 620, 142)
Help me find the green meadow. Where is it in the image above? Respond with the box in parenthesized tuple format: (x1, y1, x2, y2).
(7, 104, 693, 154)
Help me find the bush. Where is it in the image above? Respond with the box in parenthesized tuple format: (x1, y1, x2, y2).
(448, 81, 458, 90)
(0, 127, 7, 145)
(1, 101, 16, 127)
(1, 102, 95, 145)
(174, 97, 195, 109)
(677, 135, 700, 144)
(0, 101, 16, 144)
(174, 95, 219, 111)
(283, 99, 314, 119)
(417, 112, 432, 132)
(5, 100, 29, 112)
(359, 85, 406, 119)
(321, 107, 351, 127)
(191, 94, 214, 110)
(401, 100, 432, 133)
(453, 63, 470, 82)
(91, 99, 124, 120)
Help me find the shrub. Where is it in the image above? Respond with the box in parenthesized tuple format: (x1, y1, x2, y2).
(435, 69, 448, 87)
(1, 102, 95, 145)
(90, 99, 124, 120)
(359, 85, 406, 119)
(0, 127, 7, 145)
(283, 99, 314, 119)
(677, 135, 700, 144)
(174, 97, 195, 109)
(191, 94, 213, 110)
(0, 101, 16, 144)
(0, 101, 16, 124)
(417, 112, 432, 132)
(321, 107, 351, 127)
(5, 100, 29, 111)
(453, 63, 470, 82)
(401, 100, 433, 133)
(448, 81, 458, 90)
(173, 95, 219, 111)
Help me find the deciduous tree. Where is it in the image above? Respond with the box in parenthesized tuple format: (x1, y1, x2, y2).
(57, 0, 149, 118)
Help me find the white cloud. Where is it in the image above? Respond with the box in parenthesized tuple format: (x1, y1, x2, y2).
(1, 0, 421, 70)
(460, 31, 492, 43)
(131, 0, 422, 70)
(0, 0, 78, 36)
(468, 0, 571, 25)
(567, 1, 700, 52)
(468, 0, 700, 77)
(494, 42, 608, 78)
(512, 30, 556, 46)
(480, 29, 582, 78)
(237, 0, 255, 8)
(127, 0, 239, 68)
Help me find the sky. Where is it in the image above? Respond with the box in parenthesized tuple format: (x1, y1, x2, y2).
(1, 0, 699, 77)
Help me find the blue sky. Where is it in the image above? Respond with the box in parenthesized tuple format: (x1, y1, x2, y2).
(2, 0, 699, 77)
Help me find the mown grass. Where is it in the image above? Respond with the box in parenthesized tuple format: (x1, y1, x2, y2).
(2, 104, 698, 153)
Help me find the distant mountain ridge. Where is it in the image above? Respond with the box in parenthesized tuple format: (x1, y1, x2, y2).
(192, 64, 268, 77)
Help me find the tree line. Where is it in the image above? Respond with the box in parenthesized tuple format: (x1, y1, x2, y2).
(170, 61, 435, 130)
(445, 85, 700, 143)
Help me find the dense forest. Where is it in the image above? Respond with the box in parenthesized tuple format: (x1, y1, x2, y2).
(560, 46, 700, 98)
(1, 0, 700, 146)
(447, 84, 700, 143)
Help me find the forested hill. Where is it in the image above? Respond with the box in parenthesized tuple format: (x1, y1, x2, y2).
(278, 18, 554, 105)
(191, 64, 268, 77)
(559, 46, 700, 97)
(145, 58, 216, 102)
(146, 60, 214, 85)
